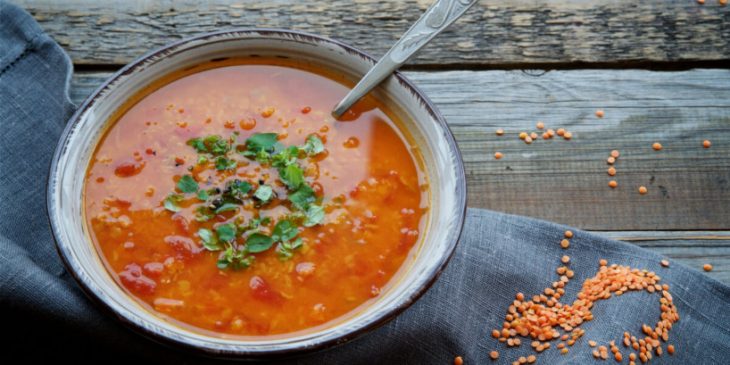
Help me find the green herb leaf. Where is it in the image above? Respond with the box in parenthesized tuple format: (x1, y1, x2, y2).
(163, 194, 184, 212)
(246, 133, 278, 150)
(198, 228, 222, 251)
(230, 180, 252, 195)
(254, 185, 274, 203)
(272, 219, 298, 243)
(197, 189, 209, 201)
(279, 163, 305, 190)
(302, 135, 324, 156)
(216, 258, 230, 270)
(206, 135, 231, 155)
(303, 204, 325, 227)
(288, 184, 315, 210)
(215, 203, 239, 214)
(215, 156, 237, 171)
(187, 138, 208, 153)
(194, 206, 214, 222)
(246, 233, 274, 253)
(216, 223, 237, 242)
(272, 145, 300, 168)
(177, 175, 199, 194)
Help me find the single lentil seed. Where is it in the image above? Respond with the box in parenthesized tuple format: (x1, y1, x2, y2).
(667, 345, 675, 355)
(563, 131, 573, 140)
(490, 351, 499, 360)
(519, 132, 527, 140)
(596, 109, 604, 118)
(639, 186, 648, 195)
(561, 239, 570, 249)
(703, 140, 711, 148)
(454, 356, 463, 365)
(496, 129, 504, 136)
(564, 230, 574, 239)
(557, 128, 565, 136)
(703, 264, 713, 272)
(608, 167, 616, 176)
(607, 156, 616, 165)
(661, 260, 670, 268)
(536, 121, 545, 129)
(530, 132, 538, 140)
(611, 150, 620, 158)
(652, 142, 663, 151)
(561, 255, 570, 264)
(609, 180, 618, 189)
(525, 136, 533, 144)
(494, 152, 504, 160)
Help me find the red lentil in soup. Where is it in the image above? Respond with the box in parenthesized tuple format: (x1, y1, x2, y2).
(84, 59, 428, 336)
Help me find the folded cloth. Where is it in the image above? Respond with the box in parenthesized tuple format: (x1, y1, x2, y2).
(1, 2, 729, 363)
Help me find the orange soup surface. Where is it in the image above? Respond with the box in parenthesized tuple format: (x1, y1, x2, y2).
(84, 59, 428, 336)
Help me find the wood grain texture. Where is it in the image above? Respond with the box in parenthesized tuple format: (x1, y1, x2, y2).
(596, 231, 730, 284)
(17, 0, 730, 67)
(69, 69, 730, 230)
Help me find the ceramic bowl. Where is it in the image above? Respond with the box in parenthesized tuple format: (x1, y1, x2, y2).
(47, 29, 466, 359)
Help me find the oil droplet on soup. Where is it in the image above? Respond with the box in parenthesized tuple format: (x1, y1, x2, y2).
(84, 59, 427, 336)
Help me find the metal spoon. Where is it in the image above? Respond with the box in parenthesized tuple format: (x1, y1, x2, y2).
(332, 0, 477, 118)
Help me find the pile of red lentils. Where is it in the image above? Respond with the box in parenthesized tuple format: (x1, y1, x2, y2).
(485, 231, 680, 364)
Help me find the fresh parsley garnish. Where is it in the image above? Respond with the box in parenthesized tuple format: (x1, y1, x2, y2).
(177, 175, 199, 194)
(254, 185, 274, 203)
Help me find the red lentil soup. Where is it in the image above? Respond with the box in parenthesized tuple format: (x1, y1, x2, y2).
(84, 58, 428, 337)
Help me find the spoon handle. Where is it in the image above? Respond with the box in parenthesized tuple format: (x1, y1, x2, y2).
(332, 0, 477, 118)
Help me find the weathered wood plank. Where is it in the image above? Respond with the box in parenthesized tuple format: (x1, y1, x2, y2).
(593, 231, 730, 284)
(69, 69, 730, 230)
(17, 0, 730, 67)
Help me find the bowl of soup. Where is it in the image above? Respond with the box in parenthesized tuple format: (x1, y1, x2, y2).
(48, 29, 466, 358)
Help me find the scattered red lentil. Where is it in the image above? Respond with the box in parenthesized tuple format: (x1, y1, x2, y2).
(596, 109, 604, 118)
(703, 264, 713, 272)
(565, 230, 574, 239)
(563, 131, 573, 140)
(525, 136, 533, 144)
(561, 239, 570, 249)
(547, 129, 555, 137)
(661, 260, 670, 268)
(607, 157, 616, 165)
(495, 152, 504, 160)
(496, 129, 505, 136)
(609, 180, 618, 189)
(519, 132, 528, 140)
(454, 355, 464, 365)
(703, 140, 711, 148)
(530, 132, 539, 140)
(557, 128, 565, 136)
(610, 150, 620, 158)
(607, 167, 616, 176)
(490, 351, 499, 360)
(667, 344, 675, 355)
(536, 121, 545, 130)
(561, 255, 571, 264)
(639, 186, 648, 195)
(721, 0, 727, 6)
(652, 142, 663, 151)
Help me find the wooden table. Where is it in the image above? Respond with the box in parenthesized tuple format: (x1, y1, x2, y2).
(20, 0, 730, 283)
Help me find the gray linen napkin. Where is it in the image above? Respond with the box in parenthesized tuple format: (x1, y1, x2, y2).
(1, 2, 728, 363)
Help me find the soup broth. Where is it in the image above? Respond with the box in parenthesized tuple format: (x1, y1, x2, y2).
(84, 59, 427, 336)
